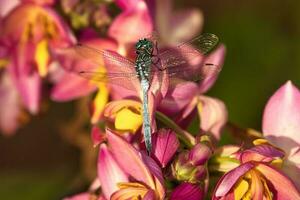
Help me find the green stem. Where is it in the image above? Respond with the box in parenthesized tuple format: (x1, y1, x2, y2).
(155, 111, 196, 147)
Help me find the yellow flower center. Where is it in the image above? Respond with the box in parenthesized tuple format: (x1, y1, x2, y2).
(115, 107, 143, 133)
(35, 39, 49, 77)
(233, 169, 274, 200)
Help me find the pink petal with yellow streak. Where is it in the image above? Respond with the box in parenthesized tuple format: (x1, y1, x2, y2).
(103, 100, 141, 123)
(2, 4, 74, 46)
(110, 184, 153, 200)
(51, 72, 96, 101)
(198, 45, 226, 93)
(106, 129, 156, 191)
(256, 163, 300, 200)
(214, 162, 255, 197)
(108, 0, 153, 46)
(240, 144, 285, 164)
(141, 152, 165, 199)
(248, 169, 264, 200)
(263, 81, 300, 146)
(98, 144, 128, 199)
(198, 95, 228, 141)
(170, 183, 204, 200)
(152, 129, 179, 168)
(8, 43, 41, 114)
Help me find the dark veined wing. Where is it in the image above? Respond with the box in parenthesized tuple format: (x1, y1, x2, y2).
(154, 33, 220, 81)
(58, 44, 140, 91)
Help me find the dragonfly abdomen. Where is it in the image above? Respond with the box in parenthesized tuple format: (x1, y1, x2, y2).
(135, 59, 151, 82)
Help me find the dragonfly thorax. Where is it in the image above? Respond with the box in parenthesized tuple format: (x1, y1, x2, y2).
(135, 38, 153, 54)
(135, 38, 153, 82)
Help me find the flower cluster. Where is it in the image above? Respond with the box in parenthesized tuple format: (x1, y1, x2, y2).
(1, 0, 299, 199)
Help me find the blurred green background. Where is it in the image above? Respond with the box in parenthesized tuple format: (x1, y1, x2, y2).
(1, 0, 300, 199)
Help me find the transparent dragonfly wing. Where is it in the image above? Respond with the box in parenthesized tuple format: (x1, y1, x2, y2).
(154, 33, 220, 82)
(78, 71, 139, 91)
(74, 44, 136, 70)
(62, 44, 140, 91)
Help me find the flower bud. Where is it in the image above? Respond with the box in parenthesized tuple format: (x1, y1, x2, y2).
(172, 143, 211, 183)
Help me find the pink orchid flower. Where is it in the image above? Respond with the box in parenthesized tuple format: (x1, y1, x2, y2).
(143, 0, 228, 141)
(52, 32, 118, 123)
(212, 143, 300, 200)
(262, 81, 300, 190)
(158, 45, 227, 141)
(97, 129, 165, 200)
(1, 1, 74, 113)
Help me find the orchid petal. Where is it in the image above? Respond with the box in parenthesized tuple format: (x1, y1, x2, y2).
(141, 152, 165, 199)
(0, 0, 19, 17)
(115, 0, 140, 11)
(214, 162, 255, 197)
(91, 126, 106, 147)
(106, 130, 156, 190)
(256, 163, 300, 199)
(111, 182, 151, 200)
(16, 71, 41, 114)
(188, 143, 212, 166)
(108, 1, 153, 46)
(2, 4, 74, 46)
(63, 192, 90, 200)
(198, 95, 228, 140)
(169, 9, 203, 43)
(98, 144, 128, 199)
(170, 182, 204, 200)
(282, 156, 300, 191)
(214, 145, 241, 157)
(0, 71, 21, 135)
(22, 0, 56, 5)
(241, 144, 285, 164)
(51, 72, 97, 101)
(159, 82, 198, 116)
(103, 100, 141, 123)
(248, 169, 264, 200)
(263, 81, 300, 149)
(152, 129, 179, 168)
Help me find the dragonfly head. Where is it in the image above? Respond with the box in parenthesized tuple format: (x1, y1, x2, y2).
(135, 38, 153, 54)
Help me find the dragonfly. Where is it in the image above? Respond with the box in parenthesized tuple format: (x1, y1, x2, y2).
(68, 33, 220, 154)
